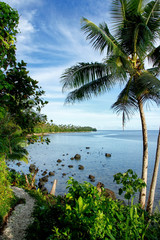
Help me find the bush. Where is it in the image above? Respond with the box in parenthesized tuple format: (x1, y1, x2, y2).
(49, 178, 149, 240)
(0, 156, 16, 225)
(26, 178, 151, 240)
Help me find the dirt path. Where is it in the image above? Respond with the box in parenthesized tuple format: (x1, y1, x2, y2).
(0, 187, 35, 240)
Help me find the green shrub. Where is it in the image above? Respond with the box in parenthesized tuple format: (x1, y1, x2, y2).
(26, 178, 149, 240)
(146, 204, 160, 240)
(48, 178, 149, 240)
(0, 156, 16, 225)
(113, 169, 146, 204)
(25, 177, 160, 240)
(8, 169, 30, 188)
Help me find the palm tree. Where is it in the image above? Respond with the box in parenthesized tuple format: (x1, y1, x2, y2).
(61, 0, 160, 208)
(146, 129, 160, 214)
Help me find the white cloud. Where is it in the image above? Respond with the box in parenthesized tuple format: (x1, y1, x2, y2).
(44, 93, 64, 100)
(17, 15, 35, 43)
(3, 0, 42, 8)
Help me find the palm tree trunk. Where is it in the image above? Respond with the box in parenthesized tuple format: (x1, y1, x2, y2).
(146, 129, 160, 214)
(138, 98, 148, 209)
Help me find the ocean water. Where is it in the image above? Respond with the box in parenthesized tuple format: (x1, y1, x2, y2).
(8, 130, 160, 206)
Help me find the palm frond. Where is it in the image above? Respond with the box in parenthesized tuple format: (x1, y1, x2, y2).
(144, 0, 160, 27)
(135, 71, 160, 105)
(147, 66, 160, 76)
(105, 54, 132, 81)
(65, 75, 114, 103)
(111, 0, 127, 26)
(148, 45, 160, 67)
(119, 13, 154, 58)
(143, 0, 160, 45)
(61, 62, 107, 91)
(81, 18, 123, 55)
(111, 78, 138, 127)
(127, 0, 144, 14)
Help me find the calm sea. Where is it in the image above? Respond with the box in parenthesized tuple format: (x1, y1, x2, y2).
(8, 130, 160, 206)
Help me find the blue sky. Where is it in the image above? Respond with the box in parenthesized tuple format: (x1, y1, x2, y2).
(3, 0, 160, 130)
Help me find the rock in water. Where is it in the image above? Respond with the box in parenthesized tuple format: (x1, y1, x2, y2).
(49, 171, 55, 176)
(97, 182, 116, 200)
(57, 159, 62, 163)
(105, 153, 111, 157)
(78, 165, 84, 170)
(89, 175, 95, 181)
(29, 164, 36, 173)
(74, 154, 81, 160)
(68, 165, 73, 168)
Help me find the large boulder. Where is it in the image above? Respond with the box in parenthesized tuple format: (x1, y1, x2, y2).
(40, 176, 48, 182)
(97, 182, 116, 200)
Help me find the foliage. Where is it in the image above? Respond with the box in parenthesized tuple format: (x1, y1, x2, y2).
(34, 121, 97, 133)
(0, 1, 49, 228)
(0, 156, 16, 225)
(26, 178, 153, 240)
(114, 169, 146, 202)
(0, 112, 29, 161)
(0, 61, 48, 132)
(147, 204, 160, 239)
(0, 1, 19, 70)
(0, 2, 48, 160)
(7, 169, 32, 189)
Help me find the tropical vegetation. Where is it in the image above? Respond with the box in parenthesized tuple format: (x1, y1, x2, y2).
(61, 0, 160, 208)
(0, 1, 47, 224)
(24, 177, 160, 240)
(34, 121, 97, 133)
(1, 1, 160, 239)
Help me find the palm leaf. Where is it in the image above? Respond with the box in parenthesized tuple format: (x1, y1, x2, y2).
(105, 54, 132, 81)
(81, 18, 124, 55)
(144, 0, 160, 28)
(148, 45, 160, 67)
(135, 71, 160, 105)
(111, 0, 127, 26)
(61, 62, 107, 91)
(65, 74, 114, 103)
(111, 78, 138, 128)
(147, 66, 160, 76)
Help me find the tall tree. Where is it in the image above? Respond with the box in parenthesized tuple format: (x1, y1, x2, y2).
(61, 0, 160, 208)
(0, 2, 47, 158)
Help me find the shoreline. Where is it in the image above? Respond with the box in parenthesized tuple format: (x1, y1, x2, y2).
(27, 131, 96, 137)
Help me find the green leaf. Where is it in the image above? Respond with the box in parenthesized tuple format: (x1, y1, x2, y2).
(77, 196, 84, 213)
